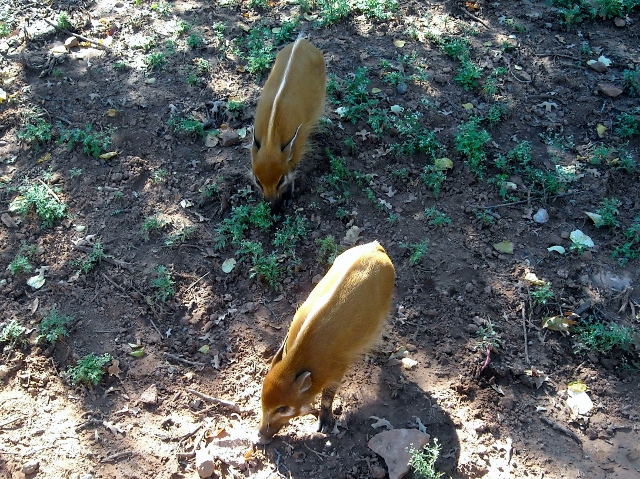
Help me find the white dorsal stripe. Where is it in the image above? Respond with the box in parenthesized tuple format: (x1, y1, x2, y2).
(267, 37, 304, 142)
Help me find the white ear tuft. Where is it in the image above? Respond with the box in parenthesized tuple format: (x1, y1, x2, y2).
(293, 371, 312, 393)
(287, 124, 302, 163)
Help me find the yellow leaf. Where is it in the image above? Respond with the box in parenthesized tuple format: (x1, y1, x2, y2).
(371, 88, 382, 94)
(107, 108, 117, 117)
(568, 380, 587, 393)
(0, 88, 6, 103)
(462, 102, 474, 110)
(493, 241, 514, 254)
(542, 314, 577, 332)
(434, 158, 453, 170)
(99, 151, 118, 160)
(596, 124, 607, 138)
(198, 344, 210, 354)
(393, 39, 406, 48)
(129, 347, 145, 358)
(37, 153, 51, 164)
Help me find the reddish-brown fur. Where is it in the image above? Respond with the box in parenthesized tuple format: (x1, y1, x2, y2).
(258, 241, 395, 443)
(251, 38, 326, 206)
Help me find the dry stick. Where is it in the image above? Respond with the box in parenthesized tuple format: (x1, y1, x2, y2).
(521, 303, 530, 365)
(164, 353, 205, 368)
(36, 178, 62, 203)
(184, 271, 210, 294)
(0, 416, 21, 428)
(459, 7, 490, 28)
(100, 451, 133, 463)
(540, 416, 582, 445)
(484, 191, 579, 209)
(305, 444, 331, 459)
(72, 244, 134, 272)
(186, 388, 245, 414)
(534, 52, 581, 61)
(43, 19, 109, 50)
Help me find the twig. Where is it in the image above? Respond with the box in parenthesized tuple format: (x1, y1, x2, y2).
(484, 191, 579, 209)
(72, 244, 134, 272)
(305, 444, 331, 459)
(459, 7, 490, 28)
(100, 451, 133, 463)
(540, 416, 582, 445)
(185, 272, 210, 293)
(533, 52, 581, 61)
(0, 416, 22, 428)
(164, 353, 205, 369)
(186, 388, 245, 414)
(37, 178, 62, 203)
(521, 304, 530, 365)
(148, 316, 163, 339)
(44, 19, 109, 50)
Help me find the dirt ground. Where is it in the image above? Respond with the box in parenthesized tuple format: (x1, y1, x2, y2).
(1, 0, 639, 478)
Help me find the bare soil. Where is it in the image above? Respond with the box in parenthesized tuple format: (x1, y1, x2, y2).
(1, 1, 639, 478)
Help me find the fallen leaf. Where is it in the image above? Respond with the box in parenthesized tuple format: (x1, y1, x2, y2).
(0, 88, 6, 103)
(27, 274, 46, 290)
(221, 258, 236, 273)
(369, 416, 393, 430)
(596, 124, 607, 138)
(37, 153, 51, 164)
(393, 39, 406, 48)
(585, 211, 605, 227)
(524, 369, 549, 389)
(597, 55, 612, 66)
(199, 344, 210, 354)
(99, 151, 118, 160)
(567, 389, 593, 415)
(371, 87, 382, 94)
(129, 347, 145, 358)
(180, 199, 193, 208)
(401, 357, 417, 370)
(434, 158, 453, 170)
(390, 104, 404, 113)
(547, 245, 566, 254)
(491, 384, 505, 395)
(524, 272, 546, 286)
(107, 108, 117, 117)
(493, 241, 514, 254)
(462, 102, 474, 110)
(570, 229, 594, 248)
(343, 225, 362, 246)
(538, 101, 558, 112)
(568, 380, 587, 393)
(108, 359, 121, 378)
(103, 421, 124, 434)
(542, 314, 577, 332)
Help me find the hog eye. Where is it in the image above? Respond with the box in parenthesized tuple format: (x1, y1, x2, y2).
(275, 406, 289, 415)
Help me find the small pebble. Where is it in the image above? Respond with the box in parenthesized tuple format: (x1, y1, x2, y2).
(22, 460, 40, 475)
(396, 82, 408, 94)
(533, 208, 549, 224)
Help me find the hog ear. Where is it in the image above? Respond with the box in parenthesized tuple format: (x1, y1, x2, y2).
(293, 371, 312, 393)
(286, 124, 302, 163)
(270, 335, 288, 367)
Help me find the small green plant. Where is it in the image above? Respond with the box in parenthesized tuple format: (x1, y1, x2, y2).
(440, 36, 470, 60)
(612, 214, 640, 266)
(473, 208, 495, 225)
(454, 119, 491, 178)
(353, 0, 399, 20)
(530, 283, 554, 306)
(315, 0, 351, 26)
(76, 242, 106, 274)
(186, 70, 199, 86)
(389, 111, 440, 157)
(454, 59, 482, 90)
(0, 320, 27, 347)
(38, 309, 73, 343)
(595, 197, 621, 228)
(249, 0, 269, 7)
(168, 114, 205, 137)
(409, 439, 445, 479)
(615, 112, 640, 138)
(390, 167, 408, 180)
(145, 52, 167, 70)
(485, 102, 507, 125)
(57, 123, 113, 157)
(165, 226, 197, 246)
(151, 168, 169, 184)
(316, 235, 341, 265)
(52, 68, 64, 78)
(69, 167, 83, 178)
(113, 191, 125, 201)
(187, 32, 204, 49)
(237, 241, 282, 290)
(9, 179, 66, 228)
(176, 20, 191, 35)
(113, 61, 128, 70)
(403, 239, 429, 266)
(17, 118, 53, 148)
(66, 353, 112, 386)
(226, 98, 244, 113)
(7, 255, 33, 276)
(151, 265, 175, 302)
(622, 68, 640, 97)
(421, 165, 446, 199)
(424, 207, 451, 227)
(327, 67, 378, 124)
(57, 12, 72, 30)
(151, 1, 173, 16)
(142, 215, 169, 240)
(273, 215, 308, 252)
(193, 58, 210, 74)
(322, 152, 352, 190)
(475, 318, 502, 351)
(504, 18, 526, 33)
(573, 317, 634, 355)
